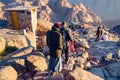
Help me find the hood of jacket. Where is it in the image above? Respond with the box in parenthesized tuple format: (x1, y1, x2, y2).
(52, 25, 60, 32)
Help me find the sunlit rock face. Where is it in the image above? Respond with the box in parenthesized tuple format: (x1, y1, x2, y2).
(65, 3, 101, 24)
(0, 2, 5, 19)
(48, 0, 72, 21)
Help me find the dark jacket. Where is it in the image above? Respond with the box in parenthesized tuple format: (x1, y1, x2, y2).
(47, 26, 63, 57)
(96, 28, 103, 37)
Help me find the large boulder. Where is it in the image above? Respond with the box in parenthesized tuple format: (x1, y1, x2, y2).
(0, 29, 36, 50)
(0, 29, 28, 49)
(0, 46, 34, 74)
(0, 66, 18, 80)
(4, 46, 34, 59)
(0, 37, 6, 55)
(0, 47, 47, 79)
(27, 53, 48, 71)
(62, 67, 104, 80)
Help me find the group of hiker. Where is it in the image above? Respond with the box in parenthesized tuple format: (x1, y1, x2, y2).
(46, 21, 74, 77)
(46, 21, 109, 77)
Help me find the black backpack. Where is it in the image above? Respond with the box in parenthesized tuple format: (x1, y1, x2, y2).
(60, 27, 73, 46)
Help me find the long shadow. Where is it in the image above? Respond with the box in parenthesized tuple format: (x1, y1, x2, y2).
(87, 40, 120, 79)
(0, 19, 9, 28)
(0, 50, 40, 80)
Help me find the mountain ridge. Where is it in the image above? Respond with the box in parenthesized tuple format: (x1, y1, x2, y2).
(68, 0, 120, 21)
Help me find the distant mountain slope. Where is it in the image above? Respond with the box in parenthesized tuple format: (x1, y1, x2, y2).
(64, 3, 101, 24)
(47, 0, 101, 24)
(68, 0, 120, 21)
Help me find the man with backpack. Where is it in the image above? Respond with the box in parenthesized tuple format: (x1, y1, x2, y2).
(60, 21, 73, 63)
(46, 23, 63, 77)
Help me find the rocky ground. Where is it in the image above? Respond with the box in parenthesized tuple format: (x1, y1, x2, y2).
(0, 0, 120, 80)
(0, 24, 120, 80)
(31, 36, 120, 80)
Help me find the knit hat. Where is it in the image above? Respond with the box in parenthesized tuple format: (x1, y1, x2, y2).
(55, 22, 61, 28)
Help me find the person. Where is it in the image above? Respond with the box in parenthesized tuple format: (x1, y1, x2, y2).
(60, 21, 73, 63)
(101, 32, 108, 41)
(95, 26, 103, 41)
(46, 23, 63, 77)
